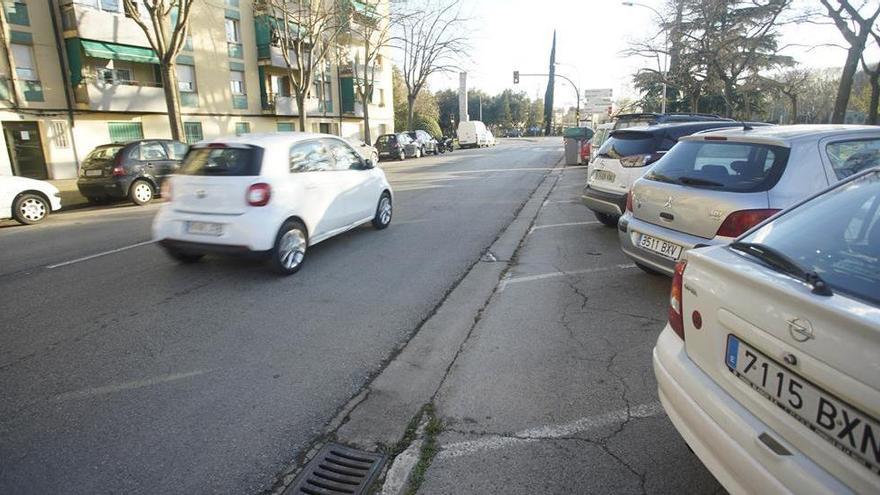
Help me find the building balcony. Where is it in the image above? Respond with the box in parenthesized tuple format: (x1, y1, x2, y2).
(74, 78, 167, 113)
(256, 44, 310, 69)
(60, 2, 151, 48)
(263, 95, 321, 116)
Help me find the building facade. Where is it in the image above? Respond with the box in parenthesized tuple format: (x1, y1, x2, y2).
(0, 0, 394, 179)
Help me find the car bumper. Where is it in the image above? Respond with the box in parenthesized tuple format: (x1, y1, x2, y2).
(151, 205, 279, 253)
(581, 185, 626, 216)
(618, 214, 726, 276)
(654, 326, 854, 495)
(76, 176, 132, 199)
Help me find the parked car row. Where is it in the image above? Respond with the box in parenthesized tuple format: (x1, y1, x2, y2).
(579, 116, 880, 493)
(374, 130, 445, 161)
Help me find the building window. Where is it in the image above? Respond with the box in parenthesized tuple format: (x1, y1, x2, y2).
(277, 122, 295, 132)
(97, 67, 132, 84)
(108, 122, 144, 142)
(225, 18, 240, 43)
(184, 122, 203, 143)
(52, 121, 70, 148)
(11, 43, 37, 81)
(235, 122, 250, 135)
(76, 0, 122, 13)
(177, 64, 196, 92)
(229, 70, 245, 94)
(6, 2, 30, 26)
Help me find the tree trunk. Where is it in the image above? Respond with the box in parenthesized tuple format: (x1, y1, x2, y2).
(159, 65, 184, 141)
(296, 92, 308, 132)
(406, 94, 415, 130)
(362, 86, 372, 144)
(867, 77, 879, 125)
(690, 90, 700, 113)
(832, 44, 864, 124)
(789, 94, 798, 124)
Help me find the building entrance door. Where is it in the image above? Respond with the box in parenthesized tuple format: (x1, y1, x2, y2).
(3, 121, 48, 179)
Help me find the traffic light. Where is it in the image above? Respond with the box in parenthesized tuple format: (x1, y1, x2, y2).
(513, 71, 519, 84)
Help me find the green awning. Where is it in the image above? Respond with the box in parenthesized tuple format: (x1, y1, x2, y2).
(80, 39, 159, 64)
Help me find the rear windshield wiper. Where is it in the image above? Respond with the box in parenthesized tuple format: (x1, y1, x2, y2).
(729, 241, 832, 296)
(647, 172, 678, 184)
(677, 176, 725, 187)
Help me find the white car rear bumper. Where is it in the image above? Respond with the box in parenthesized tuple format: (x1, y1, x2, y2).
(653, 326, 854, 495)
(152, 205, 280, 252)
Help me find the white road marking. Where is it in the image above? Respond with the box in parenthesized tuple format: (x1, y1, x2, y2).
(52, 370, 209, 402)
(438, 402, 663, 460)
(498, 264, 637, 291)
(46, 240, 156, 269)
(530, 221, 600, 232)
(543, 199, 584, 205)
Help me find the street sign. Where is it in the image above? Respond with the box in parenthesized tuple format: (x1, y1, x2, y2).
(583, 88, 613, 114)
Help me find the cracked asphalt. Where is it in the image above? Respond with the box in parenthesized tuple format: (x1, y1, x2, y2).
(418, 166, 724, 494)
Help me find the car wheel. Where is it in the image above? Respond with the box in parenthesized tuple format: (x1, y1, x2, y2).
(270, 219, 308, 275)
(372, 192, 392, 229)
(398, 150, 406, 161)
(594, 211, 619, 228)
(129, 179, 155, 206)
(636, 262, 664, 276)
(164, 248, 204, 264)
(12, 193, 49, 225)
(415, 147, 422, 158)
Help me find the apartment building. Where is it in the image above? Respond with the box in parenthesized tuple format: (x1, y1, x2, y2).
(0, 0, 394, 179)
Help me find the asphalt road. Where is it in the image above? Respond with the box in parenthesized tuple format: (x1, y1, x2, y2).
(0, 138, 562, 494)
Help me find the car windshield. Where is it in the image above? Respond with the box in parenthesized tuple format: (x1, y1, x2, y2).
(738, 171, 880, 305)
(178, 146, 261, 176)
(645, 140, 790, 192)
(87, 146, 124, 160)
(596, 131, 657, 158)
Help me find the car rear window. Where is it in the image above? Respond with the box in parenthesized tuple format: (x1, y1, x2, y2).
(645, 140, 790, 192)
(596, 131, 658, 158)
(178, 146, 262, 176)
(376, 135, 394, 145)
(739, 171, 880, 306)
(87, 146, 124, 160)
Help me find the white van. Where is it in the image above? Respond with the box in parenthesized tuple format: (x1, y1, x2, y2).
(458, 121, 490, 148)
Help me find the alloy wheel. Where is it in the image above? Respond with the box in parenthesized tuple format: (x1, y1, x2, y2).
(379, 196, 392, 225)
(278, 228, 307, 270)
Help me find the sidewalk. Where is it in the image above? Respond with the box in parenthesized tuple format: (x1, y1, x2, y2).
(416, 166, 722, 493)
(48, 178, 89, 209)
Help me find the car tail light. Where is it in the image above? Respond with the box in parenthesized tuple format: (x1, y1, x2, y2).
(247, 183, 271, 206)
(669, 260, 687, 340)
(619, 152, 665, 168)
(625, 190, 633, 213)
(716, 209, 780, 237)
(111, 165, 126, 176)
(580, 141, 591, 160)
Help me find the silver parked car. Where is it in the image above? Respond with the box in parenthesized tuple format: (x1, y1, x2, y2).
(619, 125, 880, 276)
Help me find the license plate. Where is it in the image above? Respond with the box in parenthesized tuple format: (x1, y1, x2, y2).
(186, 221, 223, 236)
(726, 335, 880, 475)
(592, 169, 615, 182)
(85, 169, 102, 177)
(638, 233, 682, 259)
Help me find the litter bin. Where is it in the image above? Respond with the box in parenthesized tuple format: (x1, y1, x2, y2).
(563, 127, 594, 165)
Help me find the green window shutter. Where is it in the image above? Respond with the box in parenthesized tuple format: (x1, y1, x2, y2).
(10, 30, 32, 44)
(180, 92, 199, 108)
(277, 122, 294, 132)
(108, 122, 144, 143)
(184, 122, 203, 143)
(65, 38, 83, 86)
(176, 54, 195, 65)
(232, 94, 248, 109)
(229, 61, 245, 71)
(224, 9, 240, 20)
(340, 77, 354, 113)
(23, 80, 43, 101)
(225, 0, 239, 7)
(235, 122, 250, 135)
(6, 2, 29, 26)
(228, 43, 243, 59)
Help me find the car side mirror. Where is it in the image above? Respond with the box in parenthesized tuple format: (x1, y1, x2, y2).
(362, 158, 375, 170)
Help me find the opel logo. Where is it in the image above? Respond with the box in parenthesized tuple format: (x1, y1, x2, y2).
(787, 317, 813, 342)
(664, 196, 673, 208)
(196, 189, 207, 199)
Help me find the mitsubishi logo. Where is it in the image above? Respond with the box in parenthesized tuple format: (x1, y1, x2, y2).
(664, 196, 673, 208)
(196, 189, 207, 199)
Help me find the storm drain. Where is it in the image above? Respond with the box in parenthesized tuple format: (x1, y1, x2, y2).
(285, 443, 386, 495)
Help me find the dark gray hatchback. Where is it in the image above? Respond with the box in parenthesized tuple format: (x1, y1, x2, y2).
(77, 140, 189, 205)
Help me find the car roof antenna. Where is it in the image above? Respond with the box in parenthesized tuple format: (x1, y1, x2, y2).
(740, 120, 753, 131)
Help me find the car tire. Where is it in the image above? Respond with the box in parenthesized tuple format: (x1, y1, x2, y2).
(164, 248, 204, 264)
(129, 179, 155, 206)
(636, 262, 664, 276)
(12, 193, 49, 225)
(372, 192, 392, 230)
(594, 211, 619, 228)
(398, 150, 406, 161)
(270, 219, 308, 275)
(415, 147, 422, 158)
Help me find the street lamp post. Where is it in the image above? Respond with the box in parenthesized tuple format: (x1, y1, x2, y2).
(622, 1, 668, 114)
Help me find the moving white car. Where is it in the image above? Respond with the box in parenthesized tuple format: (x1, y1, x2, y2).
(0, 176, 62, 224)
(654, 167, 880, 494)
(152, 133, 393, 275)
(457, 120, 490, 148)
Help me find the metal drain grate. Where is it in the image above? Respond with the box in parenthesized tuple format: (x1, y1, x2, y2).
(285, 443, 386, 495)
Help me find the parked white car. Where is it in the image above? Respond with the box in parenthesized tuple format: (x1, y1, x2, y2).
(152, 133, 393, 275)
(655, 167, 880, 494)
(0, 176, 62, 224)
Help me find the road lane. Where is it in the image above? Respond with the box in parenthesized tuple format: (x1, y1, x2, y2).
(0, 138, 563, 494)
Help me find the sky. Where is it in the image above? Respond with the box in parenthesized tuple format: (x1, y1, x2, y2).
(414, 0, 880, 110)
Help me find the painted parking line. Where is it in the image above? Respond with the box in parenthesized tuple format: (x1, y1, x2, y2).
(52, 369, 209, 401)
(529, 221, 600, 232)
(46, 240, 156, 269)
(437, 402, 662, 460)
(498, 264, 637, 291)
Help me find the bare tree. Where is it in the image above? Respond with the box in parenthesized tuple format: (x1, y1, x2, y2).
(122, 0, 195, 141)
(253, 0, 346, 132)
(346, 1, 397, 143)
(819, 0, 880, 123)
(766, 68, 812, 123)
(859, 29, 880, 124)
(395, 0, 469, 130)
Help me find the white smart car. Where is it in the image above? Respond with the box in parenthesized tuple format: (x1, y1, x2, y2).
(0, 176, 62, 224)
(655, 167, 879, 494)
(152, 133, 393, 275)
